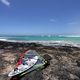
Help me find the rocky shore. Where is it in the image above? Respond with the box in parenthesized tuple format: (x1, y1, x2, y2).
(0, 41, 80, 80)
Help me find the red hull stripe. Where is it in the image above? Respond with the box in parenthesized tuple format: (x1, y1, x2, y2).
(16, 49, 29, 67)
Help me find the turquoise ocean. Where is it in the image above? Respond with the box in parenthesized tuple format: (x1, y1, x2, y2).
(0, 35, 80, 44)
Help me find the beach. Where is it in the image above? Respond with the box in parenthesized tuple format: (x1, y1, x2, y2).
(0, 40, 80, 80)
(1, 0, 80, 79)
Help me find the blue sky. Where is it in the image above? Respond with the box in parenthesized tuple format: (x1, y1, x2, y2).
(0, 0, 80, 35)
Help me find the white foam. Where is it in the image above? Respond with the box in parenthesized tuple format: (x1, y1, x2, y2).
(0, 38, 80, 48)
(0, 39, 8, 41)
(58, 35, 80, 37)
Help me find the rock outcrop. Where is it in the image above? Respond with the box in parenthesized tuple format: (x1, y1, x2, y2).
(0, 41, 80, 80)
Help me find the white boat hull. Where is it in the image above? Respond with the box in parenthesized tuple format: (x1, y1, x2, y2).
(8, 56, 38, 77)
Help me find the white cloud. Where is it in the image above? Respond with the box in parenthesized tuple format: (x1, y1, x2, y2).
(68, 22, 78, 25)
(1, 0, 10, 6)
(49, 18, 55, 22)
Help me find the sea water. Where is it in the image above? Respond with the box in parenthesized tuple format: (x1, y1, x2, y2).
(0, 35, 80, 46)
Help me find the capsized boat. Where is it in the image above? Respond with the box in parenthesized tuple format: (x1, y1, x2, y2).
(19, 55, 47, 77)
(8, 50, 38, 77)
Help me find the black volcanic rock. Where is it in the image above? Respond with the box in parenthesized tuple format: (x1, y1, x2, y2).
(0, 41, 80, 80)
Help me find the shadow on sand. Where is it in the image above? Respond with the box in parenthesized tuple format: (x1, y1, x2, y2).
(10, 71, 44, 80)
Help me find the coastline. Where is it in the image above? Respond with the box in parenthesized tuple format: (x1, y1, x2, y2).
(0, 39, 80, 47)
(0, 40, 80, 80)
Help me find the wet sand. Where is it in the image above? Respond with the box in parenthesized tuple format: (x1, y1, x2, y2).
(0, 41, 80, 80)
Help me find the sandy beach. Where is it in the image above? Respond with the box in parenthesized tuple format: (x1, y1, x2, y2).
(0, 41, 80, 80)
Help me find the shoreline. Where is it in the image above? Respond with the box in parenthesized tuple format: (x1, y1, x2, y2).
(0, 40, 80, 48)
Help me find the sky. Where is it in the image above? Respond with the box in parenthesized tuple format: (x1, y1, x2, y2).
(0, 0, 80, 35)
